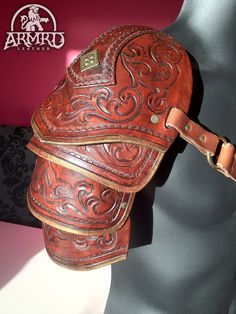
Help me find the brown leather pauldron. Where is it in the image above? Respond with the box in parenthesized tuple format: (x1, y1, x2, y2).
(27, 25, 236, 270)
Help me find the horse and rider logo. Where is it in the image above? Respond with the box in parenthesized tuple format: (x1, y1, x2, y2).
(4, 4, 65, 50)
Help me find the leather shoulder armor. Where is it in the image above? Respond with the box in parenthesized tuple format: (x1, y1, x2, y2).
(27, 25, 236, 270)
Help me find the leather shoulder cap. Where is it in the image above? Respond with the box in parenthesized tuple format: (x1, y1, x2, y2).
(32, 25, 192, 152)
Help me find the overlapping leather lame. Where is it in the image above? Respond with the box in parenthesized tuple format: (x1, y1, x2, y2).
(27, 157, 132, 270)
(27, 25, 193, 270)
(28, 136, 163, 192)
(27, 157, 134, 235)
(32, 25, 192, 149)
(42, 219, 130, 270)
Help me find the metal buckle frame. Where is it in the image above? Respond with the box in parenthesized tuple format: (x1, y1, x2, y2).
(206, 136, 229, 170)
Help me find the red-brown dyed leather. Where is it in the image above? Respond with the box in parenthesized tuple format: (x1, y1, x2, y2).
(27, 157, 134, 234)
(28, 136, 163, 192)
(27, 156, 133, 270)
(166, 107, 236, 182)
(32, 25, 192, 150)
(27, 24, 235, 271)
(27, 25, 193, 270)
(42, 218, 130, 270)
(217, 143, 236, 181)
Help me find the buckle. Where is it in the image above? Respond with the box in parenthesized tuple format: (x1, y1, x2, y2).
(206, 136, 229, 170)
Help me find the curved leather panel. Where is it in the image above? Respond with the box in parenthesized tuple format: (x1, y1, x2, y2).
(67, 25, 155, 87)
(43, 219, 130, 270)
(27, 157, 134, 235)
(27, 25, 194, 270)
(28, 136, 163, 192)
(32, 25, 192, 149)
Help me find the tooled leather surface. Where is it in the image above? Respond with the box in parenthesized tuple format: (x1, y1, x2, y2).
(32, 25, 192, 149)
(28, 136, 162, 192)
(27, 157, 134, 234)
(42, 218, 130, 270)
(27, 25, 193, 270)
(67, 25, 155, 86)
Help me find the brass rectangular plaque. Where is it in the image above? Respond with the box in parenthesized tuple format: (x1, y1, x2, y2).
(80, 49, 100, 72)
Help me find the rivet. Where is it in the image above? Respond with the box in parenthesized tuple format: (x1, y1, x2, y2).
(185, 124, 191, 132)
(151, 114, 159, 124)
(121, 202, 128, 209)
(199, 135, 205, 142)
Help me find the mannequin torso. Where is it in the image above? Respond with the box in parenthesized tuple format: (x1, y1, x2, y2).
(105, 1, 236, 313)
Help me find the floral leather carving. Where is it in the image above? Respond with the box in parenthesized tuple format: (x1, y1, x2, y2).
(28, 157, 134, 234)
(27, 25, 235, 270)
(32, 25, 191, 149)
(28, 157, 132, 269)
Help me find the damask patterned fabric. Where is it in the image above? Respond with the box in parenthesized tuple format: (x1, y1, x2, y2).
(0, 125, 41, 227)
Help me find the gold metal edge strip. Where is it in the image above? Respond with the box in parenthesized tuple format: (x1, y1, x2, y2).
(46, 247, 127, 271)
(28, 141, 165, 193)
(31, 118, 168, 152)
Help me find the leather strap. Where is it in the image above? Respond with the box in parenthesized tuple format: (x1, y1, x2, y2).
(166, 107, 236, 182)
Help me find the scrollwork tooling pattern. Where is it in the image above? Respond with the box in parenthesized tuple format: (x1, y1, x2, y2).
(44, 224, 118, 252)
(42, 218, 130, 269)
(28, 157, 133, 233)
(30, 158, 124, 219)
(121, 39, 181, 114)
(38, 30, 182, 131)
